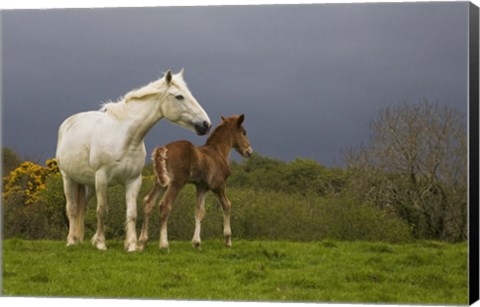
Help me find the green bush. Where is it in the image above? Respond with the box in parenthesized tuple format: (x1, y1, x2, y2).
(229, 153, 349, 196)
(134, 184, 412, 244)
(3, 157, 412, 244)
(2, 147, 22, 177)
(2, 174, 67, 240)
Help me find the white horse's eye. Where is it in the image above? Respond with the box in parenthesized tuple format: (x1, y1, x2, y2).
(175, 95, 184, 100)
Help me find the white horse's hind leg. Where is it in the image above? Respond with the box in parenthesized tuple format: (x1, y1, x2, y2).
(63, 176, 80, 246)
(192, 187, 207, 249)
(74, 185, 86, 242)
(124, 176, 142, 252)
(92, 170, 108, 250)
(75, 186, 94, 242)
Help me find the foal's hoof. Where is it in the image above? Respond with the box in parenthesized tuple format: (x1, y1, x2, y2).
(159, 247, 170, 254)
(125, 242, 138, 252)
(124, 238, 138, 252)
(159, 243, 170, 253)
(137, 242, 146, 252)
(94, 242, 107, 251)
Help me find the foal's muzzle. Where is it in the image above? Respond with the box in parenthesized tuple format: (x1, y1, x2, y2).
(194, 121, 211, 135)
(243, 147, 253, 158)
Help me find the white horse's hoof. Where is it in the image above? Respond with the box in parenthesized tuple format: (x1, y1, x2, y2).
(192, 240, 201, 250)
(91, 234, 107, 250)
(67, 235, 79, 246)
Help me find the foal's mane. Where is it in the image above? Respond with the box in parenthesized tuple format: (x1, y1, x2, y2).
(205, 117, 242, 146)
(205, 121, 229, 146)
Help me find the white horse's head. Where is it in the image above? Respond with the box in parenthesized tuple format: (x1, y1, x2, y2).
(160, 69, 211, 135)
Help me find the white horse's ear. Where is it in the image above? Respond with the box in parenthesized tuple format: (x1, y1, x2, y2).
(165, 70, 173, 84)
(221, 115, 227, 122)
(179, 68, 185, 77)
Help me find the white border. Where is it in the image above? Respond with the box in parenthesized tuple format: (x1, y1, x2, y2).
(0, 0, 478, 10)
(1, 1, 478, 307)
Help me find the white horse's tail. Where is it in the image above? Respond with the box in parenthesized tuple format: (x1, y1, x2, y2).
(152, 147, 171, 187)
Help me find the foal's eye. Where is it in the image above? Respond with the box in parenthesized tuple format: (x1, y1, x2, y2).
(175, 95, 184, 100)
(243, 131, 247, 136)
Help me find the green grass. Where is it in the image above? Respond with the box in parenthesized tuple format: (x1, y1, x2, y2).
(2, 239, 468, 304)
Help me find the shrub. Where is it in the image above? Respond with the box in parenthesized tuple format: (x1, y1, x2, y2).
(345, 100, 467, 241)
(3, 158, 412, 244)
(136, 184, 412, 244)
(229, 153, 349, 196)
(3, 172, 67, 240)
(3, 159, 59, 205)
(2, 147, 22, 177)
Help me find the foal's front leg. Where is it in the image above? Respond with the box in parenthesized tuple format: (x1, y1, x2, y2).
(214, 186, 233, 247)
(192, 186, 208, 249)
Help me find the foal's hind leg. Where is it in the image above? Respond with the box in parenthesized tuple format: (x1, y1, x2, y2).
(138, 183, 165, 251)
(159, 185, 180, 250)
(192, 186, 208, 249)
(214, 186, 233, 247)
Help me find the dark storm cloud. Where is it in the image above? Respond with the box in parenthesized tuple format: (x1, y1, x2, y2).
(2, 3, 469, 165)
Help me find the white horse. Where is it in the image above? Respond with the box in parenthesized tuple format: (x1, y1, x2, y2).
(56, 70, 211, 252)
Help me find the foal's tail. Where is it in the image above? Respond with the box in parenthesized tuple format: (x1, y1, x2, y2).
(152, 147, 171, 187)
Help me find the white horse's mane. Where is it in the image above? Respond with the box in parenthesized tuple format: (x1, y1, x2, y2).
(100, 78, 168, 120)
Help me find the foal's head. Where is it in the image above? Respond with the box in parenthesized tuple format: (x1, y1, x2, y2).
(208, 114, 253, 158)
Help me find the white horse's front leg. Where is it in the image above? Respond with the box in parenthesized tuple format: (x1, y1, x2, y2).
(92, 170, 108, 251)
(125, 176, 142, 252)
(62, 175, 80, 246)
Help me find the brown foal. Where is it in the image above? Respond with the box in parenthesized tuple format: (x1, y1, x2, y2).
(138, 114, 253, 250)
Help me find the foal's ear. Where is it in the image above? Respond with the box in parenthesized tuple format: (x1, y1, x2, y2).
(237, 114, 245, 126)
(165, 70, 173, 84)
(221, 115, 227, 122)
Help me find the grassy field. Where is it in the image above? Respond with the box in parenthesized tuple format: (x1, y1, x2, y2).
(2, 239, 468, 304)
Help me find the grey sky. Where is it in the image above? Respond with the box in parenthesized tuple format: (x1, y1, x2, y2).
(2, 3, 469, 166)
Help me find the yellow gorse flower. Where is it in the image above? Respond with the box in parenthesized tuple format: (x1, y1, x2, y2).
(3, 158, 60, 205)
